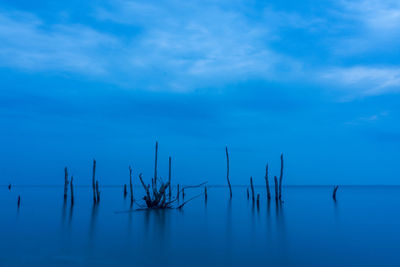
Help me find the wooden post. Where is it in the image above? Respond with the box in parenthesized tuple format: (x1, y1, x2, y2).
(8, 184, 11, 191)
(204, 186, 207, 201)
(247, 188, 249, 199)
(333, 185, 339, 201)
(17, 195, 20, 208)
(92, 159, 96, 203)
(96, 180, 100, 203)
(70, 176, 74, 205)
(129, 166, 133, 204)
(265, 164, 271, 200)
(168, 157, 172, 200)
(64, 167, 68, 201)
(274, 176, 278, 201)
(279, 154, 284, 200)
(226, 146, 232, 198)
(124, 184, 127, 198)
(177, 184, 180, 200)
(182, 188, 185, 200)
(256, 194, 260, 208)
(250, 176, 255, 201)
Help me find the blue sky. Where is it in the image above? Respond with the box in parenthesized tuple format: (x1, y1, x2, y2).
(1, 0, 400, 185)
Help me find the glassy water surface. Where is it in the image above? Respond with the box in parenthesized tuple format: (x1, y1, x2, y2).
(1, 186, 400, 266)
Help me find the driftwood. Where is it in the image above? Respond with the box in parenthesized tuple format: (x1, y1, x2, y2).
(250, 176, 255, 201)
(168, 157, 172, 200)
(226, 146, 232, 198)
(92, 159, 96, 203)
(70, 176, 74, 205)
(274, 176, 278, 201)
(64, 167, 68, 201)
(333, 185, 339, 201)
(129, 166, 133, 204)
(265, 164, 271, 200)
(279, 154, 284, 200)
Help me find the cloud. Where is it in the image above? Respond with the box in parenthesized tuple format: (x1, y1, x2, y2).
(0, 10, 119, 75)
(321, 66, 400, 97)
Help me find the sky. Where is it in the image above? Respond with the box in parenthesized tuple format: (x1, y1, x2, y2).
(1, 0, 400, 186)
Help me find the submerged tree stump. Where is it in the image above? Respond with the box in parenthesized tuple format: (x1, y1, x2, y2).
(247, 188, 249, 199)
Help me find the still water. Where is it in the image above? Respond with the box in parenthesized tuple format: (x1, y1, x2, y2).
(1, 186, 400, 266)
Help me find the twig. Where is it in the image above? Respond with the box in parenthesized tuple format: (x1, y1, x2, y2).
(226, 146, 232, 198)
(177, 194, 202, 209)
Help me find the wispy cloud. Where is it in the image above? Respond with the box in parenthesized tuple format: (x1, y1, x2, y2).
(0, 10, 119, 74)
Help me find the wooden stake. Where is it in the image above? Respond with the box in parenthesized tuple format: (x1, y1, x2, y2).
(247, 188, 249, 199)
(265, 164, 271, 200)
(204, 186, 208, 201)
(226, 146, 232, 198)
(333, 185, 339, 201)
(168, 157, 172, 200)
(64, 167, 68, 201)
(8, 184, 11, 191)
(256, 194, 260, 207)
(124, 184, 127, 198)
(70, 176, 74, 205)
(17, 195, 20, 208)
(177, 184, 180, 200)
(250, 176, 255, 201)
(274, 176, 278, 201)
(129, 166, 133, 204)
(279, 154, 284, 200)
(92, 159, 96, 203)
(182, 188, 185, 200)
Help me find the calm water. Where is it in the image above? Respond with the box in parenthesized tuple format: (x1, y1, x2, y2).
(1, 185, 400, 266)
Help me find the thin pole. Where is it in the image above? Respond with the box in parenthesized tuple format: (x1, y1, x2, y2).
(250, 176, 255, 201)
(279, 154, 284, 200)
(168, 157, 172, 200)
(265, 164, 271, 200)
(129, 166, 133, 204)
(226, 146, 232, 198)
(92, 159, 96, 203)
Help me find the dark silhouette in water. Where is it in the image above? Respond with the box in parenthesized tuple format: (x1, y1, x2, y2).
(250, 176, 255, 201)
(265, 164, 271, 200)
(274, 176, 278, 201)
(70, 176, 74, 205)
(92, 159, 96, 203)
(168, 156, 172, 200)
(64, 167, 68, 201)
(17, 195, 20, 208)
(129, 165, 134, 206)
(124, 184, 127, 198)
(333, 185, 339, 201)
(226, 146, 232, 198)
(8, 184, 11, 191)
(279, 154, 284, 200)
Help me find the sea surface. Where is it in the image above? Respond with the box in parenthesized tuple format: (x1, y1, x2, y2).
(1, 185, 400, 266)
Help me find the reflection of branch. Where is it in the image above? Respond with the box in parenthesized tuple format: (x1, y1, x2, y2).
(182, 182, 208, 190)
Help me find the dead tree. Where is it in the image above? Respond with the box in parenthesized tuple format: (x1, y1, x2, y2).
(333, 185, 339, 201)
(129, 166, 133, 204)
(250, 176, 255, 201)
(92, 159, 97, 203)
(64, 167, 68, 201)
(279, 154, 284, 200)
(168, 157, 172, 200)
(226, 146, 232, 198)
(70, 176, 74, 205)
(265, 164, 271, 200)
(274, 176, 278, 201)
